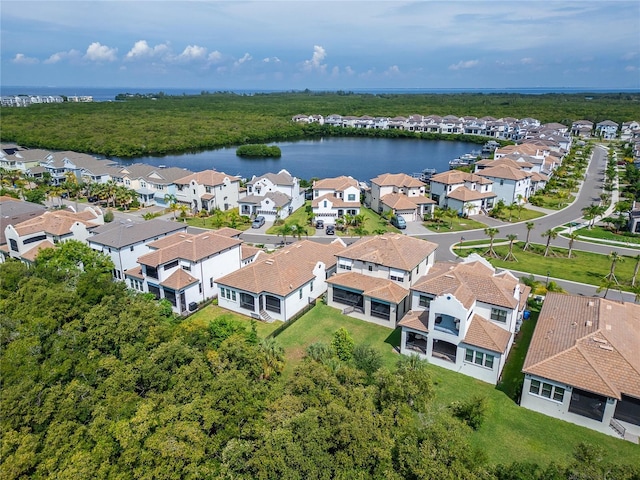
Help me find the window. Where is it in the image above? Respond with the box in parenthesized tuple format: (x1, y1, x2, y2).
(163, 259, 179, 271)
(265, 295, 281, 314)
(464, 348, 495, 368)
(419, 295, 432, 308)
(390, 275, 403, 282)
(240, 293, 255, 311)
(182, 264, 191, 271)
(310, 281, 314, 292)
(299, 289, 303, 299)
(371, 300, 391, 320)
(130, 246, 134, 252)
(347, 193, 356, 201)
(338, 261, 352, 270)
(368, 265, 373, 272)
(24, 234, 47, 245)
(206, 186, 212, 193)
(146, 266, 158, 279)
(9, 239, 18, 252)
(210, 277, 214, 288)
(529, 379, 565, 403)
(490, 308, 508, 323)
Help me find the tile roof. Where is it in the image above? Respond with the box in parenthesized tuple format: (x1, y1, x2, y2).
(240, 191, 292, 208)
(214, 227, 243, 238)
(241, 244, 263, 261)
(380, 193, 422, 210)
(327, 271, 409, 304)
(0, 198, 46, 244)
(476, 157, 534, 169)
(337, 233, 438, 271)
(463, 314, 512, 353)
(147, 232, 195, 250)
(174, 169, 240, 186)
(495, 144, 541, 157)
(412, 259, 520, 309)
(124, 265, 144, 279)
(13, 209, 101, 236)
(429, 170, 493, 186)
(446, 186, 497, 202)
(217, 239, 345, 296)
(522, 293, 640, 399)
(313, 175, 359, 191)
(21, 240, 56, 262)
(370, 173, 425, 188)
(478, 165, 531, 181)
(89, 219, 185, 248)
(138, 231, 242, 267)
(161, 268, 200, 290)
(312, 193, 361, 208)
(397, 310, 430, 333)
(247, 169, 296, 186)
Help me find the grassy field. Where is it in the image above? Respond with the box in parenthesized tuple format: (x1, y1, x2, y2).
(186, 302, 640, 466)
(463, 242, 640, 290)
(490, 207, 545, 223)
(423, 215, 487, 232)
(573, 226, 640, 246)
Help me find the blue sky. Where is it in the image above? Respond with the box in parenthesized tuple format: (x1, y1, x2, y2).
(2, 1, 639, 90)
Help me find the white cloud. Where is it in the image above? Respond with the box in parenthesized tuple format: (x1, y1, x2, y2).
(84, 42, 117, 62)
(625, 65, 637, 72)
(303, 45, 327, 73)
(520, 57, 534, 65)
(234, 53, 252, 66)
(178, 45, 208, 61)
(449, 59, 479, 70)
(345, 66, 355, 76)
(262, 56, 280, 63)
(385, 65, 401, 76)
(44, 49, 81, 64)
(125, 40, 169, 60)
(12, 53, 39, 65)
(208, 51, 223, 63)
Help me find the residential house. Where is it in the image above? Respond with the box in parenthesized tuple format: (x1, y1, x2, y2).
(0, 146, 50, 172)
(428, 170, 495, 216)
(3, 207, 104, 263)
(240, 169, 305, 222)
(521, 293, 640, 440)
(216, 239, 346, 322)
(326, 233, 438, 328)
(0, 196, 46, 253)
(88, 218, 187, 280)
(111, 164, 194, 207)
(595, 120, 619, 140)
(172, 169, 240, 213)
(368, 173, 432, 221)
(312, 176, 361, 225)
(477, 164, 532, 204)
(128, 230, 244, 314)
(628, 201, 640, 234)
(398, 255, 529, 385)
(39, 151, 107, 185)
(571, 120, 594, 138)
(621, 121, 640, 141)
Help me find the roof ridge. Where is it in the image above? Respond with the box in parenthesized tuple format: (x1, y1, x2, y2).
(574, 341, 620, 398)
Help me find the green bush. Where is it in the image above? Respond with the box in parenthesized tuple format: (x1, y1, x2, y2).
(451, 395, 488, 430)
(331, 327, 355, 361)
(103, 209, 114, 222)
(352, 343, 383, 377)
(236, 144, 282, 157)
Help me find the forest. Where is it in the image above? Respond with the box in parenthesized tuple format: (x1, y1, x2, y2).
(1, 91, 638, 158)
(1, 242, 639, 479)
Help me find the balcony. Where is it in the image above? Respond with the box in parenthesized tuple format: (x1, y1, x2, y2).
(434, 314, 460, 336)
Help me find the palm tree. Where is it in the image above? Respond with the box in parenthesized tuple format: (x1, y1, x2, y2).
(507, 202, 517, 222)
(432, 207, 445, 230)
(257, 337, 284, 380)
(483, 227, 499, 258)
(444, 207, 457, 229)
(504, 234, 518, 262)
(604, 251, 623, 285)
(567, 231, 579, 259)
(523, 222, 535, 251)
(541, 229, 557, 257)
(631, 254, 640, 287)
(288, 221, 305, 241)
(164, 193, 178, 219)
(278, 223, 293, 245)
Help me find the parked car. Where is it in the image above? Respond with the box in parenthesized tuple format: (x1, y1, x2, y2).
(325, 224, 335, 235)
(315, 219, 324, 229)
(390, 215, 406, 229)
(251, 216, 265, 228)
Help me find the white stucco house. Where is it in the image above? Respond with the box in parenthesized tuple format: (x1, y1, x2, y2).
(239, 169, 305, 222)
(367, 173, 431, 221)
(216, 239, 346, 322)
(111, 164, 195, 207)
(428, 170, 496, 216)
(88, 218, 187, 281)
(173, 169, 241, 213)
(326, 233, 439, 328)
(398, 255, 529, 385)
(311, 176, 361, 225)
(126, 230, 244, 315)
(521, 293, 640, 441)
(477, 164, 532, 204)
(595, 120, 619, 140)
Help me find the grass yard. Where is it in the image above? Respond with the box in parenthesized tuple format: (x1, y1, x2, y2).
(489, 207, 545, 223)
(423, 216, 487, 232)
(266, 201, 316, 236)
(184, 304, 282, 338)
(529, 191, 575, 210)
(266, 304, 639, 466)
(573, 226, 640, 246)
(462, 242, 640, 291)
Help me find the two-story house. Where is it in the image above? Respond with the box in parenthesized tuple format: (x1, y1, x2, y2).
(521, 293, 640, 441)
(326, 233, 438, 328)
(368, 173, 433, 221)
(239, 169, 305, 222)
(111, 164, 195, 207)
(88, 218, 187, 281)
(216, 239, 346, 322)
(311, 176, 361, 225)
(595, 120, 619, 140)
(128, 230, 244, 314)
(428, 170, 495, 216)
(173, 169, 241, 213)
(398, 254, 529, 384)
(477, 164, 532, 204)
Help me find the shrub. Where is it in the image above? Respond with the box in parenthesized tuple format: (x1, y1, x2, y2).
(103, 209, 114, 222)
(331, 327, 355, 361)
(352, 343, 383, 377)
(451, 395, 488, 430)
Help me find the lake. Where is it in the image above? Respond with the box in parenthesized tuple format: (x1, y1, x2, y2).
(110, 137, 479, 181)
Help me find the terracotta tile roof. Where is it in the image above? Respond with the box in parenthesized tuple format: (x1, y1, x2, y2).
(381, 193, 421, 210)
(241, 244, 263, 261)
(240, 191, 291, 207)
(429, 170, 493, 186)
(313, 176, 359, 191)
(523, 293, 640, 399)
(337, 233, 438, 271)
(161, 268, 199, 290)
(174, 169, 240, 186)
(138, 231, 242, 267)
(124, 265, 144, 279)
(495, 144, 540, 157)
(476, 157, 534, 169)
(446, 186, 497, 202)
(529, 172, 549, 182)
(89, 219, 185, 248)
(14, 209, 101, 236)
(370, 173, 425, 188)
(312, 193, 361, 208)
(397, 310, 430, 333)
(21, 240, 56, 262)
(247, 170, 296, 186)
(327, 271, 409, 304)
(412, 259, 520, 309)
(478, 165, 531, 181)
(217, 239, 345, 296)
(214, 227, 242, 238)
(464, 314, 511, 353)
(147, 232, 195, 250)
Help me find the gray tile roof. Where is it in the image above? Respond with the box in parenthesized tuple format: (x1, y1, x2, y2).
(88, 218, 186, 248)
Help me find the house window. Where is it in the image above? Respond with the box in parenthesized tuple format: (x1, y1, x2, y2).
(206, 186, 212, 193)
(323, 200, 327, 208)
(390, 274, 403, 282)
(130, 246, 134, 252)
(419, 295, 432, 308)
(347, 193, 356, 201)
(338, 261, 352, 271)
(490, 308, 508, 323)
(465, 348, 494, 368)
(310, 281, 314, 292)
(332, 287, 364, 308)
(163, 259, 179, 271)
(9, 239, 18, 252)
(368, 265, 373, 272)
(240, 293, 255, 311)
(529, 379, 565, 402)
(371, 300, 391, 320)
(299, 289, 303, 299)
(265, 295, 281, 314)
(182, 264, 191, 271)
(210, 277, 214, 288)
(146, 266, 158, 279)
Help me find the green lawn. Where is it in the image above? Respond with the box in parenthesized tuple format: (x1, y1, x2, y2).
(529, 191, 576, 210)
(573, 226, 640, 246)
(266, 201, 316, 236)
(184, 304, 282, 338)
(266, 304, 639, 466)
(490, 207, 545, 223)
(462, 242, 640, 291)
(423, 216, 487, 232)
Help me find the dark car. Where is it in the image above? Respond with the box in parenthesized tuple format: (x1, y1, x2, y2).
(315, 219, 324, 229)
(325, 224, 335, 235)
(87, 196, 98, 203)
